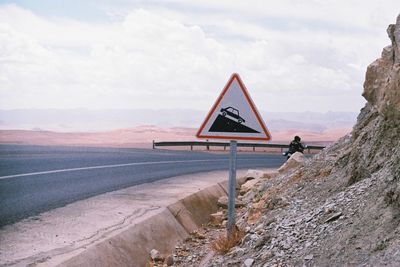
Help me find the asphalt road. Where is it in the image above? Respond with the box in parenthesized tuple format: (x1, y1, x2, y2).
(0, 145, 286, 227)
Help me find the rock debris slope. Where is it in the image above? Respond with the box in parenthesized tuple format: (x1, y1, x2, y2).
(167, 15, 400, 267)
(214, 14, 400, 267)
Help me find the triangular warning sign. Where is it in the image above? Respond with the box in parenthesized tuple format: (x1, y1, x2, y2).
(197, 73, 272, 141)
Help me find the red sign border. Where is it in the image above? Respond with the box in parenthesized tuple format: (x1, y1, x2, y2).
(196, 73, 272, 141)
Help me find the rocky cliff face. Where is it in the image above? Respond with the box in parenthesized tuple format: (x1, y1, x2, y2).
(364, 15, 400, 120)
(168, 15, 400, 267)
(343, 14, 400, 190)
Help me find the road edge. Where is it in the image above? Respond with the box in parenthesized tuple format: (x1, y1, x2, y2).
(51, 179, 241, 267)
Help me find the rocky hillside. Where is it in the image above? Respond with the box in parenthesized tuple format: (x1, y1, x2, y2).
(159, 15, 400, 267)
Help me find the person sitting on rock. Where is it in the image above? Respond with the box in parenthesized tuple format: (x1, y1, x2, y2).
(284, 136, 305, 159)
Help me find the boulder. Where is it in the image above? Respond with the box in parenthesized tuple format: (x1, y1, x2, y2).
(217, 196, 245, 209)
(278, 152, 306, 173)
(237, 176, 251, 187)
(210, 211, 226, 226)
(244, 169, 265, 180)
(240, 178, 260, 195)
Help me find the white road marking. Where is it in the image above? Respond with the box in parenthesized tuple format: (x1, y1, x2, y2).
(0, 159, 228, 180)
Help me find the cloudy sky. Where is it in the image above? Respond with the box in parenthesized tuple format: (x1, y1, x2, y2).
(0, 0, 398, 113)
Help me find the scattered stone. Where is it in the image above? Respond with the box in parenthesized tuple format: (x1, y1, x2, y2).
(242, 233, 252, 244)
(244, 258, 255, 267)
(217, 196, 229, 208)
(210, 211, 225, 226)
(150, 249, 163, 261)
(240, 178, 260, 195)
(247, 209, 263, 225)
(235, 247, 246, 257)
(217, 196, 245, 209)
(253, 234, 271, 249)
(254, 223, 264, 234)
(325, 212, 343, 223)
(191, 230, 206, 239)
(164, 255, 174, 266)
(261, 250, 274, 261)
(304, 254, 314, 261)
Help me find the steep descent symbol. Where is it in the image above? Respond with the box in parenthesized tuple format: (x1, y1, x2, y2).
(209, 106, 260, 133)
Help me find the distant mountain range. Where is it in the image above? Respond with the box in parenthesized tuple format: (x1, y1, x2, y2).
(0, 109, 358, 133)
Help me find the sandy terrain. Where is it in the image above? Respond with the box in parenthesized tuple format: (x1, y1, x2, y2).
(0, 125, 350, 149)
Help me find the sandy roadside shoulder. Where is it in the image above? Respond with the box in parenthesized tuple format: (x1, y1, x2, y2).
(0, 169, 257, 266)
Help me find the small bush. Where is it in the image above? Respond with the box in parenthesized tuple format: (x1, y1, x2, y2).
(211, 226, 245, 255)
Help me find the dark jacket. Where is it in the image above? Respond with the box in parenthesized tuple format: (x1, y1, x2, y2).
(288, 140, 304, 154)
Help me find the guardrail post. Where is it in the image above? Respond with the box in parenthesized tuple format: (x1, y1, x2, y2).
(191, 145, 193, 151)
(152, 140, 155, 149)
(253, 146, 255, 152)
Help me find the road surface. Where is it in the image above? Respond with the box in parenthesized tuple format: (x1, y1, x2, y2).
(0, 145, 286, 227)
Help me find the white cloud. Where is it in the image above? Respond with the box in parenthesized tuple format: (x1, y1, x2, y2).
(0, 2, 398, 112)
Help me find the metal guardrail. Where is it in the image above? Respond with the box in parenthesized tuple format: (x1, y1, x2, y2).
(152, 141, 325, 153)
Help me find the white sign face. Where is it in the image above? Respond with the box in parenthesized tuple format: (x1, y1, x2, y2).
(197, 73, 271, 141)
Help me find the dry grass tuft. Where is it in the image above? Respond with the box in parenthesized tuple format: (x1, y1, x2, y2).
(211, 226, 245, 255)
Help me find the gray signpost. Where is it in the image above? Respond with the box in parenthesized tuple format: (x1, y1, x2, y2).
(196, 73, 271, 240)
(227, 140, 237, 237)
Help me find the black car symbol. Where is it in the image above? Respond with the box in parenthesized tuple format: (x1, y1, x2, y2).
(220, 107, 245, 124)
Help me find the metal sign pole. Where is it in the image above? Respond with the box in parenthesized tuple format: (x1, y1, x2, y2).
(227, 140, 237, 239)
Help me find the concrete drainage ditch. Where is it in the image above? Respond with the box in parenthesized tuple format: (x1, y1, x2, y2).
(59, 183, 229, 267)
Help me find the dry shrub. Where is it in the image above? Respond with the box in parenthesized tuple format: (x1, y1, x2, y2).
(211, 226, 245, 255)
